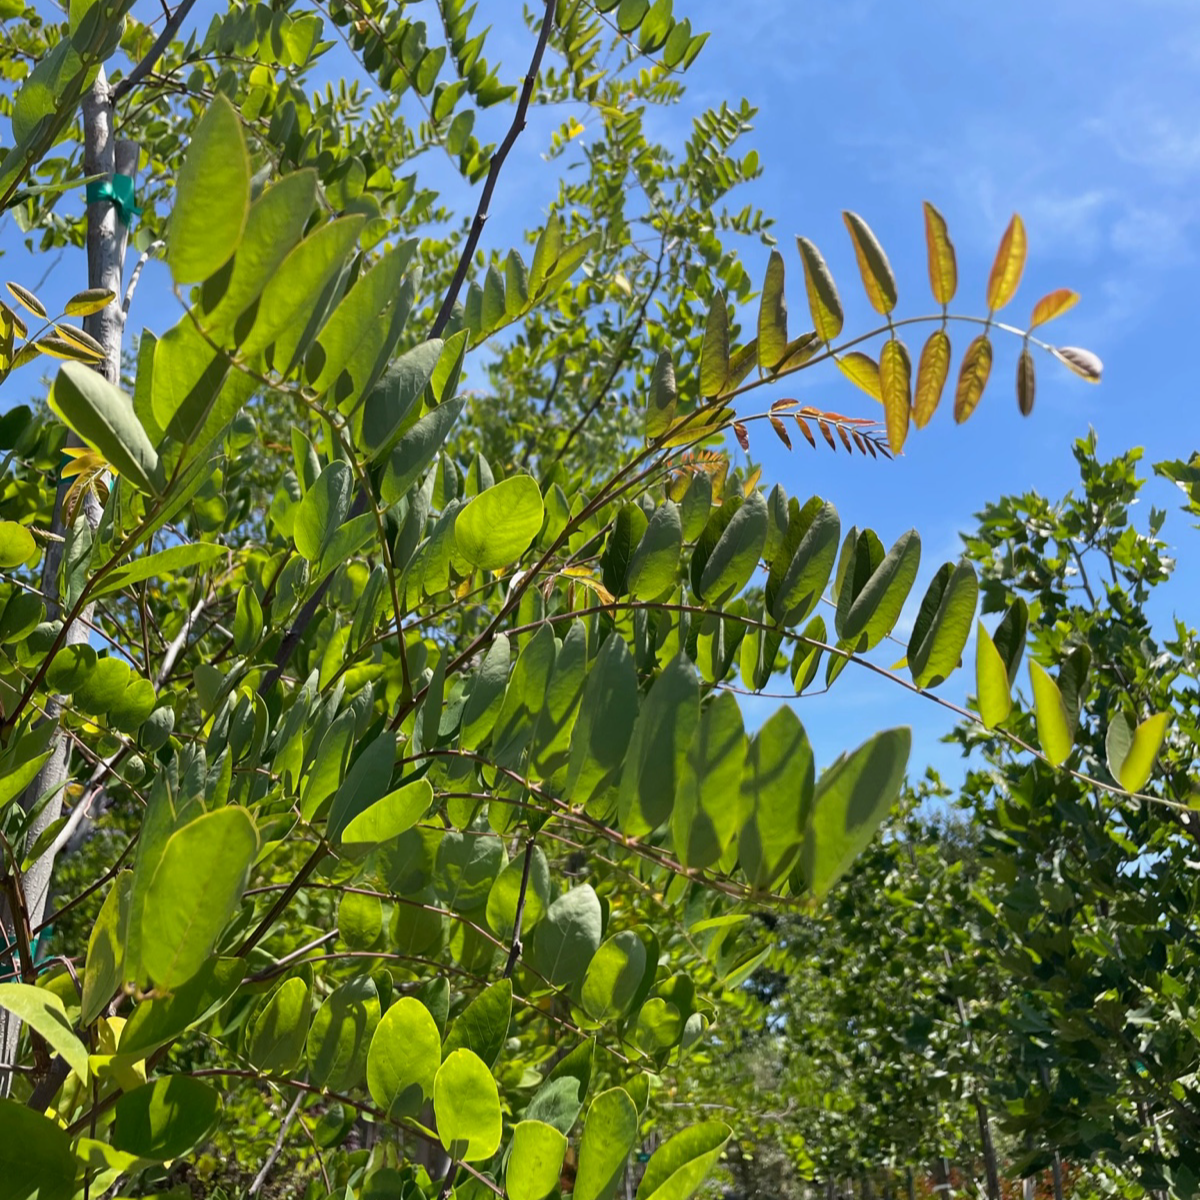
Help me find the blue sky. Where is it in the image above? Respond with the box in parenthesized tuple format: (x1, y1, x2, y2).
(2, 1, 1197, 776)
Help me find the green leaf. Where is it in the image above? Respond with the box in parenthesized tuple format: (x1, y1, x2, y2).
(575, 1088, 639, 1200)
(362, 340, 443, 461)
(367, 996, 441, 1118)
(119, 957, 243, 1058)
(434, 829, 506, 912)
(975, 622, 1013, 729)
(307, 975, 380, 1091)
(672, 692, 745, 870)
(167, 94, 250, 286)
(0, 521, 33, 568)
(636, 1122, 732, 1200)
(49, 362, 163, 495)
(112, 1076, 222, 1161)
(381, 397, 465, 505)
(907, 559, 978, 688)
(530, 621, 588, 779)
(232, 585, 263, 654)
(567, 635, 638, 811)
(800, 727, 911, 900)
(0, 1097, 75, 1200)
(842, 210, 898, 315)
(492, 624, 557, 768)
(618, 654, 700, 837)
(247, 975, 311, 1075)
(340, 778, 432, 856)
(239, 215, 366, 361)
(434, 1048, 503, 1161)
(460, 635, 512, 751)
(508, 1121, 568, 1200)
(739, 707, 813, 890)
(838, 530, 921, 650)
(696, 489, 767, 604)
(1030, 661, 1072, 767)
(81, 871, 131, 1027)
(141, 806, 257, 988)
(796, 237, 843, 343)
(526, 1040, 594, 1132)
(1106, 712, 1169, 793)
(338, 890, 383, 949)
(444, 979, 512, 1069)
(645, 350, 677, 439)
(992, 599, 1028, 684)
(626, 501, 682, 600)
(769, 498, 840, 626)
(698, 291, 729, 398)
(0, 983, 89, 1083)
(455, 475, 545, 571)
(201, 169, 317, 338)
(530, 884, 603, 987)
(758, 249, 789, 371)
(294, 460, 353, 562)
(581, 931, 648, 1023)
(327, 730, 396, 842)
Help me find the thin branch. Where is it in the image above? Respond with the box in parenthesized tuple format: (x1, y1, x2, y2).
(155, 592, 207, 686)
(248, 1091, 304, 1197)
(502, 837, 536, 979)
(112, 0, 200, 103)
(121, 240, 165, 321)
(429, 0, 557, 338)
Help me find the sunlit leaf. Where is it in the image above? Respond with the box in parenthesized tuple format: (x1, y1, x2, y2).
(879, 338, 911, 454)
(836, 352, 881, 401)
(842, 211, 897, 314)
(795, 236, 843, 343)
(953, 334, 992, 424)
(986, 213, 1026, 312)
(1029, 287, 1079, 328)
(922, 202, 957, 305)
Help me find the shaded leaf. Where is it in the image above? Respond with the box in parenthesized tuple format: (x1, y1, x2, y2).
(795, 237, 843, 342)
(953, 334, 992, 424)
(842, 211, 897, 314)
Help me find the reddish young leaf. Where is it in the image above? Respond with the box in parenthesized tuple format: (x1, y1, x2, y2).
(769, 416, 792, 449)
(795, 416, 816, 448)
(816, 418, 837, 450)
(733, 421, 750, 451)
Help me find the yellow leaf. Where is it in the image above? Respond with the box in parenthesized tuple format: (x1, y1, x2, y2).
(6, 280, 47, 319)
(922, 202, 957, 306)
(1029, 288, 1079, 328)
(842, 211, 897, 314)
(986, 214, 1027, 312)
(954, 334, 993, 424)
(913, 329, 950, 429)
(566, 116, 586, 141)
(60, 447, 109, 480)
(836, 352, 881, 402)
(795, 237, 843, 343)
(879, 338, 911, 455)
(34, 335, 104, 363)
(64, 288, 116, 317)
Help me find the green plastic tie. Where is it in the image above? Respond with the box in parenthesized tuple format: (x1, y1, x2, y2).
(85, 172, 142, 227)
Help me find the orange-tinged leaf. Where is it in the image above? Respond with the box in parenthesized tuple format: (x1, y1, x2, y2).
(922, 202, 957, 305)
(769, 416, 792, 449)
(851, 429, 867, 455)
(795, 237, 843, 343)
(1052, 345, 1103, 383)
(1017, 348, 1036, 416)
(954, 335, 993, 424)
(733, 421, 749, 452)
(742, 465, 762, 495)
(795, 416, 816, 449)
(836, 424, 853, 452)
(986, 214, 1027, 312)
(6, 281, 47, 319)
(842, 211, 898, 314)
(913, 329, 951, 429)
(770, 398, 798, 413)
(816, 418, 836, 451)
(836, 352, 881, 402)
(1029, 288, 1079, 328)
(880, 338, 911, 454)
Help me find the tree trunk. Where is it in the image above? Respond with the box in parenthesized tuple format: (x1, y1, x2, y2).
(906, 1167, 916, 1200)
(1051, 1151, 1064, 1200)
(975, 1097, 1001, 1200)
(0, 67, 133, 1097)
(932, 1157, 952, 1198)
